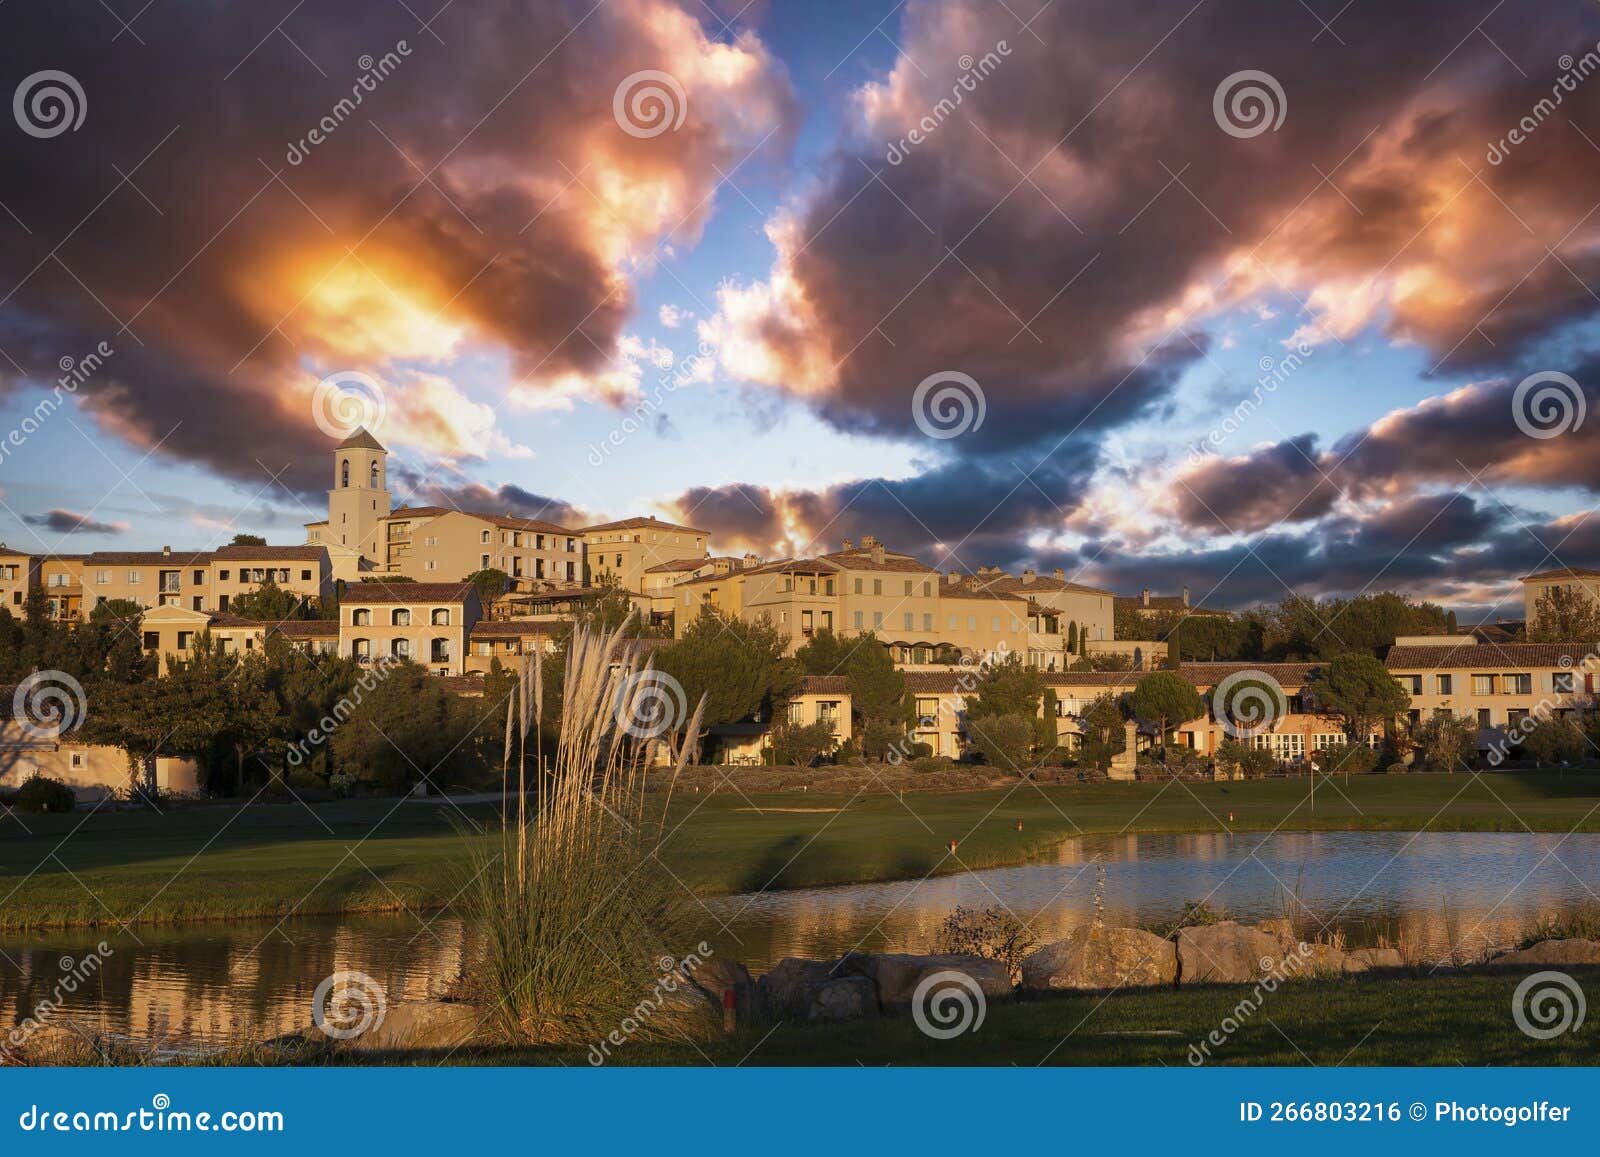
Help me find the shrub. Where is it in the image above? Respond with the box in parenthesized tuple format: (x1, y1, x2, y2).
(1384, 761, 1408, 775)
(936, 905, 1037, 982)
(17, 775, 76, 814)
(1319, 743, 1379, 776)
(965, 713, 1036, 774)
(911, 756, 953, 774)
(907, 741, 933, 759)
(768, 718, 837, 768)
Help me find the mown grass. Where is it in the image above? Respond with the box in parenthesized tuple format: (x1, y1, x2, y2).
(340, 970, 1600, 1067)
(4, 771, 1600, 931)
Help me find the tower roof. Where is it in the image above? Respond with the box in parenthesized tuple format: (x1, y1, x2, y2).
(335, 426, 386, 452)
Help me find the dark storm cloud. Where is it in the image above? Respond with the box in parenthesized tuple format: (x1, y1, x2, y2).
(23, 508, 125, 534)
(0, 0, 794, 493)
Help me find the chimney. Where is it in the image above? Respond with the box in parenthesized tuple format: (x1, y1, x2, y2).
(946, 570, 961, 585)
(1141, 587, 1150, 607)
(861, 534, 878, 549)
(742, 552, 758, 568)
(1021, 568, 1036, 585)
(841, 538, 854, 551)
(871, 543, 886, 564)
(1182, 585, 1190, 607)
(162, 545, 171, 557)
(1053, 568, 1065, 581)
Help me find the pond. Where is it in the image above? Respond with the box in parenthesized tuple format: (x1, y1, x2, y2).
(4, 830, 1597, 1045)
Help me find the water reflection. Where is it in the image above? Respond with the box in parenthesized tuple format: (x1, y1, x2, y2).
(4, 831, 1598, 1045)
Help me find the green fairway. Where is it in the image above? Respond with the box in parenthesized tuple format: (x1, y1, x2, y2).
(3, 771, 1600, 931)
(370, 970, 1600, 1067)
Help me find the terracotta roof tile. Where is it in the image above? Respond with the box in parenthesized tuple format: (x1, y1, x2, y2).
(1385, 642, 1593, 670)
(341, 582, 476, 604)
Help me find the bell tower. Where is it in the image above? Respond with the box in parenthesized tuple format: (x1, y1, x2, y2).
(325, 427, 391, 582)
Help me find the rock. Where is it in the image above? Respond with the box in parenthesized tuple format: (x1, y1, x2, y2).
(683, 956, 756, 1020)
(806, 976, 877, 1022)
(339, 999, 482, 1051)
(1348, 947, 1405, 969)
(836, 952, 1014, 1011)
(1298, 942, 1365, 976)
(1176, 922, 1293, 984)
(756, 957, 882, 1022)
(1020, 926, 1177, 992)
(1493, 938, 1600, 966)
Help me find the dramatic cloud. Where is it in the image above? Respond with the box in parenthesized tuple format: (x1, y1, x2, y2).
(0, 0, 795, 492)
(23, 508, 127, 534)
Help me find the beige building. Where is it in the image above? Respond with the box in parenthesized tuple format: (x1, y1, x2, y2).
(1522, 566, 1600, 629)
(712, 675, 853, 765)
(1385, 638, 1594, 734)
(306, 428, 392, 583)
(377, 507, 582, 589)
(136, 605, 270, 669)
(0, 546, 40, 615)
(340, 582, 481, 675)
(583, 516, 709, 593)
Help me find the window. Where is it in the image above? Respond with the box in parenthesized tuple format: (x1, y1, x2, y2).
(301, 569, 312, 581)
(218, 569, 230, 581)
(903, 611, 914, 630)
(903, 580, 912, 596)
(923, 613, 933, 632)
(142, 631, 158, 650)
(369, 461, 379, 488)
(71, 752, 85, 770)
(947, 615, 958, 630)
(801, 610, 814, 636)
(853, 611, 864, 629)
(1504, 673, 1532, 696)
(1477, 708, 1492, 727)
(341, 459, 350, 487)
(95, 570, 109, 584)
(873, 579, 882, 595)
(872, 612, 883, 629)
(967, 615, 976, 631)
(1399, 674, 1422, 695)
(853, 578, 863, 594)
(392, 608, 411, 626)
(481, 530, 491, 544)
(432, 608, 450, 625)
(990, 616, 1000, 632)
(824, 579, 835, 595)
(430, 638, 451, 663)
(126, 571, 142, 584)
(352, 638, 370, 658)
(481, 554, 490, 569)
(821, 611, 832, 630)
(392, 638, 411, 658)
(1554, 672, 1575, 693)
(351, 608, 371, 626)
(1435, 674, 1452, 695)
(425, 561, 437, 572)
(193, 570, 206, 585)
(1472, 674, 1495, 695)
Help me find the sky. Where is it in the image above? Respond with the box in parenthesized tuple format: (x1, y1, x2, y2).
(2, 0, 1599, 622)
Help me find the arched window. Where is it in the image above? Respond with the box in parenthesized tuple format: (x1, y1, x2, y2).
(351, 638, 370, 659)
(391, 608, 411, 626)
(341, 459, 350, 488)
(369, 460, 379, 489)
(351, 608, 371, 626)
(431, 608, 450, 626)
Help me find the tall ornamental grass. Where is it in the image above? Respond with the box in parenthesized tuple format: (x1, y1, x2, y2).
(462, 618, 708, 1045)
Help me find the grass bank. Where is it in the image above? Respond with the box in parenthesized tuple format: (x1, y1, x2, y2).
(357, 970, 1600, 1066)
(4, 771, 1600, 932)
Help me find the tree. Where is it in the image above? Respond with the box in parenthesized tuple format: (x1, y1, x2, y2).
(768, 718, 837, 767)
(1527, 586, 1600, 645)
(1412, 713, 1477, 773)
(966, 653, 1044, 720)
(1520, 713, 1586, 765)
(465, 568, 511, 614)
(1306, 652, 1410, 742)
(965, 714, 1035, 774)
(328, 662, 477, 792)
(655, 608, 800, 742)
(1066, 621, 1078, 655)
(229, 533, 267, 547)
(1077, 693, 1128, 769)
(1128, 670, 1203, 748)
(1216, 738, 1273, 778)
(229, 578, 303, 622)
(794, 629, 908, 733)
